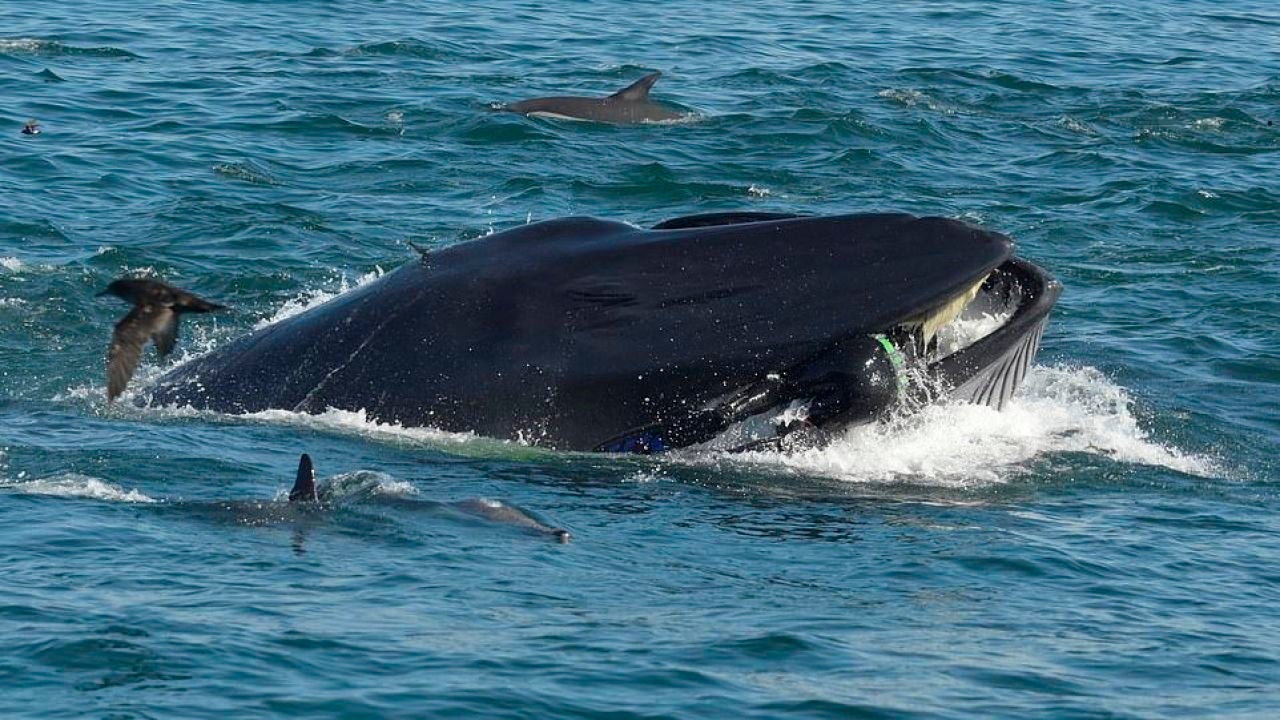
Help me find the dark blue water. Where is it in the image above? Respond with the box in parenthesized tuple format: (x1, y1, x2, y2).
(3, 2, 1278, 718)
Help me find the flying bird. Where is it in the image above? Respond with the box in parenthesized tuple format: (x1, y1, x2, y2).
(98, 277, 226, 402)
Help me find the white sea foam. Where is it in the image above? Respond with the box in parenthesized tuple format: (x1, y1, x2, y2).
(254, 267, 386, 329)
(180, 365, 1215, 487)
(270, 469, 419, 502)
(329, 471, 419, 498)
(246, 407, 470, 443)
(59, 316, 229, 404)
(106, 358, 1216, 487)
(700, 365, 1218, 487)
(0, 38, 48, 53)
(3, 473, 157, 503)
(1058, 115, 1098, 135)
(640, 112, 704, 125)
(1, 257, 25, 272)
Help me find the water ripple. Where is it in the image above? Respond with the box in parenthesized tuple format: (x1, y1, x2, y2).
(0, 37, 141, 59)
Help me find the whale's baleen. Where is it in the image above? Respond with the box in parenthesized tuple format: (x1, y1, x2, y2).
(147, 212, 1060, 453)
(99, 277, 226, 402)
(502, 71, 689, 124)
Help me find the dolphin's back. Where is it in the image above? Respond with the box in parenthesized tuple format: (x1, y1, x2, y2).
(505, 71, 685, 123)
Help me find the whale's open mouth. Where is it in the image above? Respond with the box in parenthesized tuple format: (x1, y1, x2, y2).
(596, 214, 1061, 454)
(662, 257, 1060, 454)
(925, 257, 1060, 409)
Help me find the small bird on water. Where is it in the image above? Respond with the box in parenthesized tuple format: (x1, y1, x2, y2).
(98, 277, 226, 402)
(21, 119, 41, 135)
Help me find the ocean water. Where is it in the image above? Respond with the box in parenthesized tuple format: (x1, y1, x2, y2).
(2, 1, 1278, 717)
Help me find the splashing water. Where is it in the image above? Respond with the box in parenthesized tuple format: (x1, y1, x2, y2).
(2, 473, 157, 503)
(725, 365, 1218, 486)
(254, 267, 387, 329)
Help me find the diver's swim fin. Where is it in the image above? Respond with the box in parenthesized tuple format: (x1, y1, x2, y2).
(289, 453, 318, 502)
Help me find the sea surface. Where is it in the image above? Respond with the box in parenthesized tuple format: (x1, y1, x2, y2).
(2, 1, 1278, 718)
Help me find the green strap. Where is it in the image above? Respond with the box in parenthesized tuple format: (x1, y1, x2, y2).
(872, 334, 908, 398)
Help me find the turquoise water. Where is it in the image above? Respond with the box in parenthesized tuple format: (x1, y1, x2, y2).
(2, 1, 1278, 717)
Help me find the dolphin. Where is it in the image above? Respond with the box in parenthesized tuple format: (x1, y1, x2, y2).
(502, 71, 690, 124)
(287, 455, 571, 542)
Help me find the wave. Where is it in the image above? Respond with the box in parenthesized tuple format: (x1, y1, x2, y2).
(344, 37, 466, 60)
(252, 113, 404, 137)
(295, 470, 420, 503)
(897, 66, 1065, 94)
(2, 473, 156, 503)
(877, 88, 964, 115)
(212, 160, 280, 186)
(0, 38, 140, 59)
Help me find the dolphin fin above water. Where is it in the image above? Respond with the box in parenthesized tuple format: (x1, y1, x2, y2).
(283, 455, 570, 541)
(608, 71, 662, 102)
(288, 453, 318, 502)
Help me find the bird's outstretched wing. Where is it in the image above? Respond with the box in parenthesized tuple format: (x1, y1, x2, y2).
(107, 305, 171, 402)
(174, 290, 224, 313)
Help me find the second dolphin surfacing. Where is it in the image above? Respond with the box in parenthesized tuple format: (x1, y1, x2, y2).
(501, 71, 690, 124)
(288, 454, 571, 542)
(145, 212, 1060, 453)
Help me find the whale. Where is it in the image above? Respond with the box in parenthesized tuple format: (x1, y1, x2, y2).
(145, 211, 1060, 454)
(501, 71, 690, 124)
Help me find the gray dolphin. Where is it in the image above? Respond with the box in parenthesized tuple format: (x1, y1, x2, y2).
(288, 455, 571, 543)
(502, 71, 689, 124)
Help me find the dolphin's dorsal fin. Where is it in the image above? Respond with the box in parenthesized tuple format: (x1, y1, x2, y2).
(609, 71, 661, 101)
(289, 453, 318, 502)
